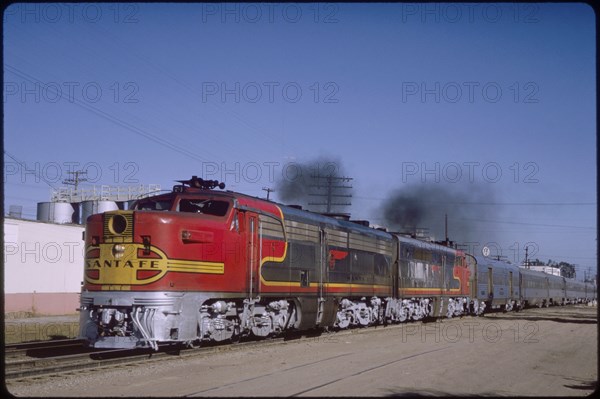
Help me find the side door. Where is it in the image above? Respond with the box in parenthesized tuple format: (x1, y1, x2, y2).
(245, 213, 259, 298)
(317, 228, 337, 327)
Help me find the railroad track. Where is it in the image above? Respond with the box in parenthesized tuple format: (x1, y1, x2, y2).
(5, 339, 90, 359)
(4, 335, 295, 380)
(8, 306, 589, 381)
(4, 324, 396, 381)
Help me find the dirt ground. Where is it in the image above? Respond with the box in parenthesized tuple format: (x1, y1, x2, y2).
(6, 304, 597, 397)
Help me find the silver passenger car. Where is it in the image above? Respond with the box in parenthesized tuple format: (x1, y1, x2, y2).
(474, 256, 521, 312)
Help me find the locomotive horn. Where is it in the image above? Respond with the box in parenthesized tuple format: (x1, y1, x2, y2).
(175, 176, 225, 190)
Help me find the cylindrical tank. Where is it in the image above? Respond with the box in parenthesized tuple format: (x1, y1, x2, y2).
(81, 200, 119, 223)
(71, 202, 81, 224)
(36, 202, 77, 224)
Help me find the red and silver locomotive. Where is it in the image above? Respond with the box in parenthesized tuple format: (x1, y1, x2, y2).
(79, 176, 595, 349)
(79, 176, 473, 349)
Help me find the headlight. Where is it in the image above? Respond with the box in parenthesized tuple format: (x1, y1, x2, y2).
(112, 244, 126, 259)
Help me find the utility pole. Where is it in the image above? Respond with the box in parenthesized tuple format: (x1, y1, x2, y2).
(307, 174, 353, 213)
(444, 213, 448, 241)
(262, 187, 274, 200)
(63, 170, 88, 192)
(525, 246, 529, 268)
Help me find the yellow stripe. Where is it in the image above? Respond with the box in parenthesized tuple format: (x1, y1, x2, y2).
(325, 283, 390, 289)
(403, 287, 462, 292)
(166, 261, 224, 274)
(260, 205, 289, 286)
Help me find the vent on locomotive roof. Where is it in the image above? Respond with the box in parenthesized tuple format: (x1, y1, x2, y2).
(288, 204, 303, 210)
(350, 220, 370, 227)
(394, 231, 430, 241)
(322, 212, 351, 221)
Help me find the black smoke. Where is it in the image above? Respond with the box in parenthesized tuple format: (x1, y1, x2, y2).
(275, 157, 353, 213)
(380, 183, 499, 245)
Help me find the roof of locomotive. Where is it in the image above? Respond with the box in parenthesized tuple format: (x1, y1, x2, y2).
(136, 185, 463, 249)
(145, 185, 394, 240)
(277, 202, 393, 240)
(393, 233, 461, 254)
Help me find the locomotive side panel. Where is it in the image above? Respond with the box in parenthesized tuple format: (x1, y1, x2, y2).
(396, 237, 469, 297)
(392, 235, 471, 320)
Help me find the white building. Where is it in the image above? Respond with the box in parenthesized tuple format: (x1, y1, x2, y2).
(4, 218, 84, 316)
(523, 265, 562, 276)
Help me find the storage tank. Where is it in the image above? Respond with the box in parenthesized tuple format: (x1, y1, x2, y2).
(36, 202, 77, 224)
(81, 200, 119, 222)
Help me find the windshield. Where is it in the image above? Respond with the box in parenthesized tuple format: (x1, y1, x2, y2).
(134, 198, 173, 211)
(177, 198, 230, 217)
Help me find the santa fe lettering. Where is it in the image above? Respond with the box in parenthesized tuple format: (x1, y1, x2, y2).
(87, 260, 160, 269)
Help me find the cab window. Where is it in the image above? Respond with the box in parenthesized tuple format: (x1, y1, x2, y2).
(134, 199, 173, 211)
(177, 198, 230, 217)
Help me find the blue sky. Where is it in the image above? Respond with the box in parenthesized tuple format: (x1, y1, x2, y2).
(3, 3, 596, 279)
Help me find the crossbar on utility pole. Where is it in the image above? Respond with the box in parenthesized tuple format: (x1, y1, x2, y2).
(262, 187, 274, 200)
(63, 170, 88, 192)
(307, 174, 353, 213)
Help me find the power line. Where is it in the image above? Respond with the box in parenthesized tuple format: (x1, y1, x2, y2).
(62, 170, 88, 192)
(354, 196, 595, 206)
(4, 64, 211, 164)
(4, 150, 57, 190)
(85, 22, 282, 153)
(455, 217, 595, 230)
